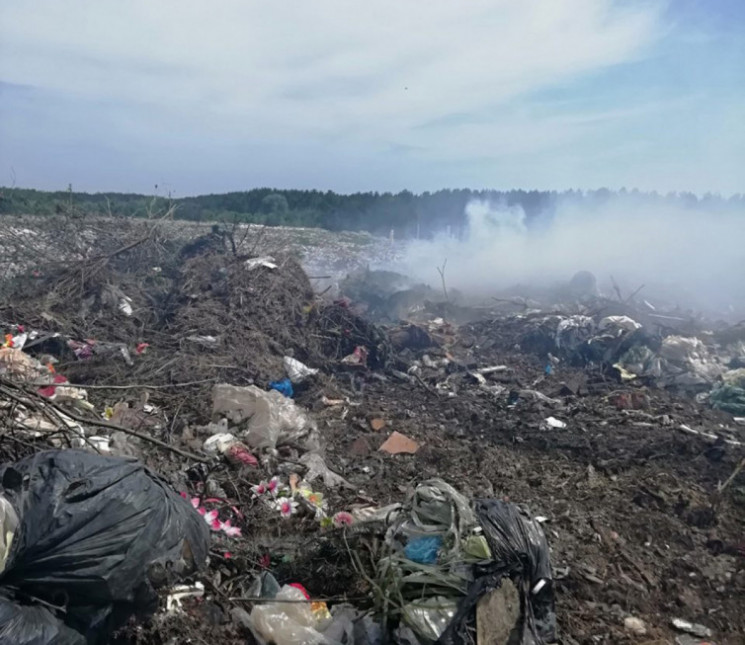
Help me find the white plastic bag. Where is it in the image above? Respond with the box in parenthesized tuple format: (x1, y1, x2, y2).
(284, 356, 318, 383)
(212, 384, 314, 449)
(250, 586, 327, 645)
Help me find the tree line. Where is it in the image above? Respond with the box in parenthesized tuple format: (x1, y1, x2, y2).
(1, 185, 742, 239)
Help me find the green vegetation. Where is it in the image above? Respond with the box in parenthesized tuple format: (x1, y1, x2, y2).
(0, 186, 741, 239)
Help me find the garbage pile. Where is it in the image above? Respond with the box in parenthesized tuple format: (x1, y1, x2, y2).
(0, 218, 743, 644)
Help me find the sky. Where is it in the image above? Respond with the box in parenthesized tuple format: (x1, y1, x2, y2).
(0, 0, 743, 196)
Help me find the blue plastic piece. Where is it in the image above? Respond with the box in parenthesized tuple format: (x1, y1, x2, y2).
(544, 364, 553, 375)
(269, 378, 294, 398)
(404, 535, 443, 564)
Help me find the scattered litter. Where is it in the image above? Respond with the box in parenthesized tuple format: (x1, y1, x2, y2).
(283, 356, 318, 382)
(166, 582, 205, 613)
(212, 383, 315, 450)
(244, 256, 278, 271)
(269, 377, 294, 398)
(0, 450, 209, 643)
(624, 616, 647, 635)
(341, 345, 368, 366)
(250, 585, 327, 645)
(379, 431, 420, 455)
(672, 618, 713, 638)
(542, 416, 567, 430)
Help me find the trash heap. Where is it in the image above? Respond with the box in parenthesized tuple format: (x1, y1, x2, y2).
(0, 217, 743, 644)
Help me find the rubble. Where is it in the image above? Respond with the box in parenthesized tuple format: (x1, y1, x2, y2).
(0, 218, 743, 644)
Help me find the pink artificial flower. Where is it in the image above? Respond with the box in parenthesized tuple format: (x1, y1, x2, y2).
(252, 481, 268, 496)
(278, 499, 297, 518)
(203, 509, 219, 526)
(210, 518, 222, 531)
(332, 512, 354, 528)
(180, 491, 187, 499)
(220, 520, 242, 537)
(267, 477, 280, 496)
(224, 552, 232, 560)
(190, 498, 201, 509)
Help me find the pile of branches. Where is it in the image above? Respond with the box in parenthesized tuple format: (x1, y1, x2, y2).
(0, 215, 390, 424)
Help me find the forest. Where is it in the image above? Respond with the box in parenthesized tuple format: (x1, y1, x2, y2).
(1, 185, 742, 239)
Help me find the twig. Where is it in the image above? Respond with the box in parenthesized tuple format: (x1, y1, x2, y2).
(436, 259, 449, 303)
(0, 380, 209, 463)
(625, 283, 645, 303)
(719, 456, 745, 493)
(63, 378, 216, 390)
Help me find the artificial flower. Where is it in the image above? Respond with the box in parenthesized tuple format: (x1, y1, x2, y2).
(220, 520, 242, 537)
(275, 498, 298, 518)
(332, 512, 354, 528)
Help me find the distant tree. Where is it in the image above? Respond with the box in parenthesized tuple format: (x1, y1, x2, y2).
(260, 193, 289, 215)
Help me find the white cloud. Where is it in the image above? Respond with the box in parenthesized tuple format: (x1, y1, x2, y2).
(0, 1, 662, 142)
(4, 0, 740, 195)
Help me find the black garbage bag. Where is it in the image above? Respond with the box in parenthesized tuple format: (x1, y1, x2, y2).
(437, 500, 555, 645)
(0, 450, 210, 644)
(0, 595, 86, 645)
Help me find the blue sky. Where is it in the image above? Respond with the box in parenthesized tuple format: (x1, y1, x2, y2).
(0, 0, 743, 195)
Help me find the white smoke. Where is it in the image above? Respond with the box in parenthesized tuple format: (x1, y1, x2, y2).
(396, 197, 745, 316)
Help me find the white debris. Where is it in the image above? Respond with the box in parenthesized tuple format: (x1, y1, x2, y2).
(166, 582, 205, 613)
(203, 432, 237, 454)
(623, 616, 647, 635)
(245, 256, 278, 271)
(118, 296, 133, 317)
(671, 618, 712, 638)
(543, 416, 567, 430)
(599, 316, 642, 334)
(283, 356, 318, 383)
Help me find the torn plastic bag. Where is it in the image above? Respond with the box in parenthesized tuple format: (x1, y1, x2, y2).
(212, 383, 315, 450)
(0, 450, 210, 645)
(437, 500, 555, 645)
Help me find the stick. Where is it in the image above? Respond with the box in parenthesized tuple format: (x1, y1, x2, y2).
(719, 456, 745, 493)
(0, 380, 209, 463)
(63, 378, 216, 390)
(625, 284, 645, 303)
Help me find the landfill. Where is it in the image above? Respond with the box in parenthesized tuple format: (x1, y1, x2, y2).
(0, 216, 743, 644)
